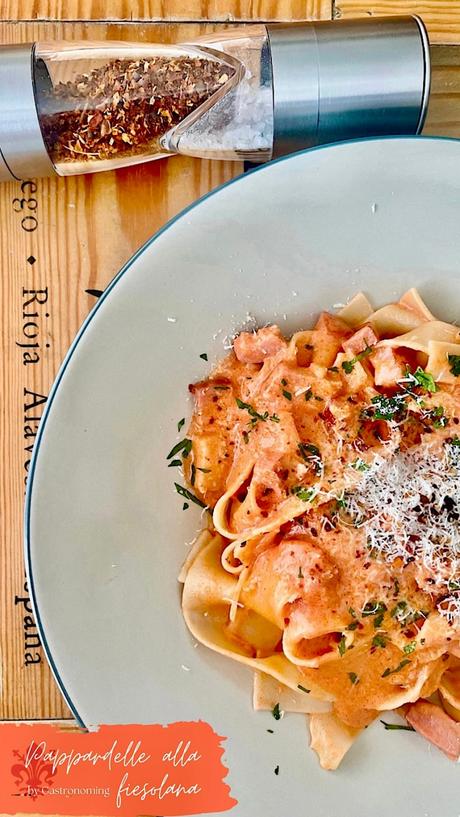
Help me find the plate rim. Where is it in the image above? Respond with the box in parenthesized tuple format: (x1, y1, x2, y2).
(23, 134, 460, 728)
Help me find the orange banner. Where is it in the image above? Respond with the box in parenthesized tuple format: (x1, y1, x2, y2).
(0, 721, 237, 816)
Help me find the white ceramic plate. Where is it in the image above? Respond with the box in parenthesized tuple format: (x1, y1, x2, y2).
(26, 138, 460, 817)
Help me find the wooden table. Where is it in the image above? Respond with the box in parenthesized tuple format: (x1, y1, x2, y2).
(1, 0, 460, 732)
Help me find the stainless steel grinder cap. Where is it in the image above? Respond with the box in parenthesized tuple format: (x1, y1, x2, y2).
(0, 44, 55, 181)
(267, 15, 430, 158)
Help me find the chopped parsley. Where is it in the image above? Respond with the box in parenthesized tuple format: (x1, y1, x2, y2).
(428, 405, 448, 428)
(390, 600, 407, 619)
(200, 353, 208, 361)
(342, 345, 374, 374)
(338, 635, 347, 657)
(272, 703, 282, 720)
(403, 641, 417, 654)
(177, 417, 185, 432)
(282, 389, 292, 401)
(448, 354, 460, 376)
(235, 398, 279, 426)
(346, 620, 360, 631)
(167, 438, 192, 460)
(372, 634, 387, 649)
(304, 389, 313, 401)
(168, 459, 182, 468)
(190, 464, 196, 486)
(362, 601, 387, 618)
(298, 442, 322, 474)
(267, 729, 274, 733)
(449, 436, 460, 447)
(380, 720, 415, 731)
(382, 658, 411, 678)
(299, 442, 320, 459)
(281, 378, 287, 386)
(291, 485, 315, 502)
(297, 684, 311, 694)
(411, 366, 438, 393)
(274, 765, 280, 776)
(348, 672, 359, 685)
(350, 458, 370, 472)
(374, 613, 385, 629)
(365, 393, 406, 421)
(174, 483, 206, 509)
(182, 502, 189, 510)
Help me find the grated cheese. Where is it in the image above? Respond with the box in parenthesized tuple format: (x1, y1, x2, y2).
(342, 441, 460, 622)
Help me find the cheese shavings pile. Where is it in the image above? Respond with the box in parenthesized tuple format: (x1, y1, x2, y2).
(343, 441, 460, 623)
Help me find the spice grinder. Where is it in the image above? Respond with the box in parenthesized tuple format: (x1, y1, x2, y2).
(0, 16, 430, 181)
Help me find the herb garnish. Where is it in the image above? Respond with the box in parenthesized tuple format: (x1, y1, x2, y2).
(348, 672, 359, 685)
(235, 398, 279, 426)
(267, 729, 274, 734)
(342, 345, 373, 374)
(428, 405, 448, 428)
(274, 766, 280, 776)
(346, 620, 360, 631)
(381, 658, 411, 678)
(168, 459, 182, 468)
(298, 442, 322, 474)
(410, 367, 438, 393)
(291, 485, 315, 502)
(174, 483, 206, 509)
(350, 458, 370, 472)
(183, 502, 189, 510)
(380, 720, 415, 731)
(200, 353, 208, 361)
(448, 354, 460, 376)
(297, 684, 311, 694)
(362, 601, 387, 618)
(167, 438, 192, 460)
(403, 641, 417, 654)
(272, 703, 282, 720)
(177, 418, 185, 432)
(304, 389, 313, 402)
(364, 393, 407, 421)
(190, 464, 196, 486)
(282, 389, 292, 401)
(338, 635, 347, 656)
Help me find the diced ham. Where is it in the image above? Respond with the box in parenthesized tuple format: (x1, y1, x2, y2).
(372, 346, 406, 387)
(342, 325, 378, 355)
(406, 699, 460, 761)
(234, 326, 286, 363)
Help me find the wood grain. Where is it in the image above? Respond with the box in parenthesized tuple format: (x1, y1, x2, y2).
(0, 0, 332, 22)
(334, 1, 460, 44)
(424, 45, 460, 136)
(0, 20, 244, 721)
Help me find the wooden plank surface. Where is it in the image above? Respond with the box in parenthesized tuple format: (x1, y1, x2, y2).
(0, 0, 331, 22)
(334, 1, 460, 43)
(0, 19, 249, 721)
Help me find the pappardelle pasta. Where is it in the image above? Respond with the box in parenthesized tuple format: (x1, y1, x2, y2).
(176, 290, 460, 769)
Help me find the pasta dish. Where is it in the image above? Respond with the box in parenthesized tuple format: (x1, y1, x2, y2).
(174, 290, 460, 769)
